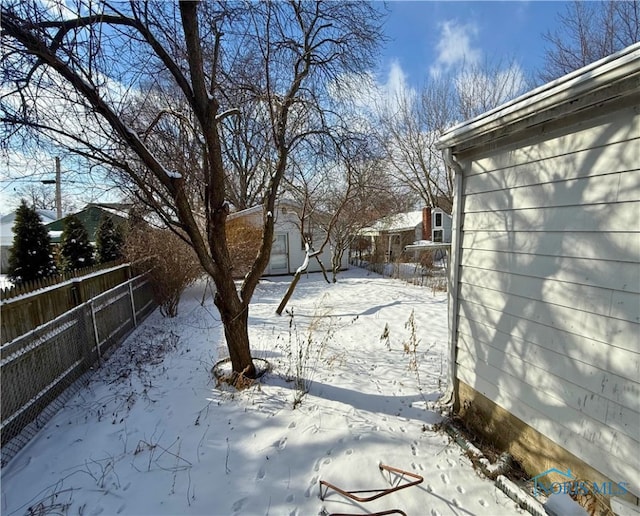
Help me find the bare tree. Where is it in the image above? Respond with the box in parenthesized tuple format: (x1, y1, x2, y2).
(13, 182, 78, 214)
(1, 1, 384, 378)
(323, 154, 407, 281)
(378, 59, 528, 211)
(540, 0, 640, 83)
(14, 183, 56, 211)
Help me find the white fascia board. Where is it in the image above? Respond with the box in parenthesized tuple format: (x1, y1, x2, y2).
(437, 43, 640, 151)
(227, 205, 263, 221)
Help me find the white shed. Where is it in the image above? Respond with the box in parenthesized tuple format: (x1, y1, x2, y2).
(437, 43, 640, 505)
(228, 200, 348, 276)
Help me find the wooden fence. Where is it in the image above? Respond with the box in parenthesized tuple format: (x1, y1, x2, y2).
(1, 263, 135, 345)
(0, 268, 156, 466)
(0, 260, 126, 300)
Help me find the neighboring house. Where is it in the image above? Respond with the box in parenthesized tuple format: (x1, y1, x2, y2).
(423, 206, 453, 244)
(0, 209, 58, 274)
(227, 200, 348, 276)
(46, 203, 130, 244)
(361, 207, 452, 262)
(437, 42, 639, 505)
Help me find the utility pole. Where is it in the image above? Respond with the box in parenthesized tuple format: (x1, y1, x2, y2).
(55, 157, 62, 219)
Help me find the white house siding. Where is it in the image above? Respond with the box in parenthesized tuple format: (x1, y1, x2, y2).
(453, 101, 640, 493)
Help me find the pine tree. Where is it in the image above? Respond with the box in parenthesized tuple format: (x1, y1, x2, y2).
(59, 215, 94, 272)
(7, 200, 58, 284)
(95, 216, 124, 264)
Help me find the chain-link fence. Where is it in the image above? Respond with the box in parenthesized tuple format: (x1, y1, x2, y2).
(351, 256, 449, 291)
(1, 274, 155, 466)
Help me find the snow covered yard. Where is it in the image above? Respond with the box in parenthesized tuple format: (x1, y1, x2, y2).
(1, 268, 525, 516)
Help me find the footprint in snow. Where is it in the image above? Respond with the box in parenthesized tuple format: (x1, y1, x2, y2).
(304, 476, 319, 498)
(231, 497, 247, 513)
(440, 473, 450, 484)
(256, 466, 266, 480)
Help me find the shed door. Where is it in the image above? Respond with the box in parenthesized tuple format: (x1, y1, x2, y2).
(269, 233, 289, 274)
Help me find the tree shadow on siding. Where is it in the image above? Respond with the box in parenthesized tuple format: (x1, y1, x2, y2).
(457, 103, 639, 491)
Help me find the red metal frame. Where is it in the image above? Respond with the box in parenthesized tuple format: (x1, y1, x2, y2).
(324, 510, 407, 516)
(319, 463, 424, 503)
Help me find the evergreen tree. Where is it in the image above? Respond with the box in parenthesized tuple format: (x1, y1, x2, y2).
(95, 216, 124, 263)
(59, 215, 94, 272)
(7, 200, 58, 283)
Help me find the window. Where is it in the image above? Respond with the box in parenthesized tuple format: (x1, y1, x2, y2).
(434, 212, 442, 227)
(433, 230, 443, 242)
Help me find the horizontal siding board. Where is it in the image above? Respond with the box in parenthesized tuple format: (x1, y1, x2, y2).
(457, 304, 639, 382)
(456, 362, 639, 490)
(465, 142, 638, 196)
(456, 341, 640, 441)
(457, 326, 640, 414)
(464, 169, 639, 213)
(466, 107, 639, 178)
(461, 230, 639, 265)
(459, 247, 640, 294)
(457, 316, 640, 409)
(459, 266, 638, 324)
(458, 283, 639, 352)
(462, 201, 640, 233)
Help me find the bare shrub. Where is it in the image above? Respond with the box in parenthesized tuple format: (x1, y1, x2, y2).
(419, 250, 435, 270)
(125, 226, 202, 317)
(226, 219, 262, 278)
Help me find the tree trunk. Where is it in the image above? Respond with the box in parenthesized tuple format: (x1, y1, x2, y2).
(276, 272, 302, 316)
(214, 290, 256, 378)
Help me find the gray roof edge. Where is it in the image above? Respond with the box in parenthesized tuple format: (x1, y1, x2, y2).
(436, 42, 640, 151)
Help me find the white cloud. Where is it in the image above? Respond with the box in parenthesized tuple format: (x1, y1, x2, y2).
(329, 60, 417, 130)
(385, 61, 410, 100)
(38, 0, 76, 20)
(430, 20, 482, 77)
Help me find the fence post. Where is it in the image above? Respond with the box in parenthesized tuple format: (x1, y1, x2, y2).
(90, 300, 101, 362)
(71, 278, 83, 306)
(128, 280, 137, 328)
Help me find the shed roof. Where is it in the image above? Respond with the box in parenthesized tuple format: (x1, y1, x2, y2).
(437, 42, 640, 153)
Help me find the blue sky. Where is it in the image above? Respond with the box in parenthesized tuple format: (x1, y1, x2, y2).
(1, 1, 569, 214)
(376, 1, 567, 86)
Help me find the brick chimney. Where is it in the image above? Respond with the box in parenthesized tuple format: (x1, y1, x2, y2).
(422, 207, 431, 241)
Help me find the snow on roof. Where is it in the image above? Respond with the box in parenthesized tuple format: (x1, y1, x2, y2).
(1, 209, 61, 246)
(360, 210, 423, 236)
(227, 199, 304, 221)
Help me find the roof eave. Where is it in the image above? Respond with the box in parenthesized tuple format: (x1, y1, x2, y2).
(436, 43, 640, 152)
